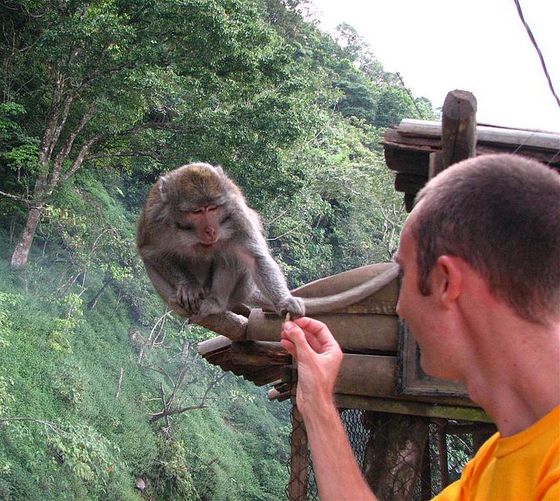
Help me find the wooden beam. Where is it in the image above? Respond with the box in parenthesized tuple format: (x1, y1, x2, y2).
(441, 90, 477, 171)
(247, 310, 399, 353)
(333, 395, 492, 423)
(195, 311, 248, 341)
(289, 380, 308, 501)
(197, 335, 231, 356)
(396, 119, 560, 151)
(335, 354, 396, 396)
(229, 340, 291, 366)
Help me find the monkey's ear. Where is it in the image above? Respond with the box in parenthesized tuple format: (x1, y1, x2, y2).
(213, 165, 225, 177)
(158, 175, 169, 203)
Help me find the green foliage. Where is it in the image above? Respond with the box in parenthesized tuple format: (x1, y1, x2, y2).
(0, 102, 42, 197)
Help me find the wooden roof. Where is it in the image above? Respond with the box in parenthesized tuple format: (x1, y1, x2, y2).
(383, 119, 560, 211)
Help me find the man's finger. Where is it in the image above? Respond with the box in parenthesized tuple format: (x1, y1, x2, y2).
(279, 338, 296, 359)
(281, 321, 316, 360)
(293, 317, 337, 350)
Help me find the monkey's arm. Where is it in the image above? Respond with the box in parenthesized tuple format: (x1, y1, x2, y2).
(244, 238, 305, 318)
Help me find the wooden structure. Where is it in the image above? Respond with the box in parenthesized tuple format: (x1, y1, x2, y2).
(384, 92, 560, 212)
(198, 90, 560, 500)
(198, 260, 487, 421)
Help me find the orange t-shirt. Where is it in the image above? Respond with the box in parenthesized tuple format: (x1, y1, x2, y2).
(433, 406, 560, 501)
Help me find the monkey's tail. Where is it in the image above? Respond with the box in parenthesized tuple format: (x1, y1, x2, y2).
(298, 263, 399, 315)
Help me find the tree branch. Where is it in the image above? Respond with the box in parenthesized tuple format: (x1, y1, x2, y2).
(88, 151, 162, 162)
(149, 403, 207, 422)
(0, 416, 59, 433)
(62, 132, 103, 181)
(51, 104, 98, 188)
(0, 190, 39, 207)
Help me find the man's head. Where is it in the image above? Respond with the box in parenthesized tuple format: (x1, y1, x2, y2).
(410, 153, 560, 325)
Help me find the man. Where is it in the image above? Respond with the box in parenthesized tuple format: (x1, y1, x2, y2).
(280, 154, 560, 500)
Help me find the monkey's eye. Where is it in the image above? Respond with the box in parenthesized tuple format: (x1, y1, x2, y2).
(189, 205, 219, 214)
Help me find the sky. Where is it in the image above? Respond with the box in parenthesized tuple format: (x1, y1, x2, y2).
(308, 0, 560, 133)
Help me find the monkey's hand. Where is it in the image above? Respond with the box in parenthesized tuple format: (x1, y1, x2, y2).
(175, 283, 205, 316)
(278, 296, 305, 319)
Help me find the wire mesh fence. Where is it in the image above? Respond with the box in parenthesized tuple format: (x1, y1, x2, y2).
(287, 406, 495, 500)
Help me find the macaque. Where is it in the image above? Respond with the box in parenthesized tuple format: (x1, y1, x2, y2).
(136, 162, 305, 321)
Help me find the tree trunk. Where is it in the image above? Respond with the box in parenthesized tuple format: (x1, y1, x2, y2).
(10, 204, 44, 268)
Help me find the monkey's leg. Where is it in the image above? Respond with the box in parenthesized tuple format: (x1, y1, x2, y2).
(194, 257, 241, 318)
(144, 262, 203, 316)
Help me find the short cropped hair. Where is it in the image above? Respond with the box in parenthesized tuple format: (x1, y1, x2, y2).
(412, 153, 560, 325)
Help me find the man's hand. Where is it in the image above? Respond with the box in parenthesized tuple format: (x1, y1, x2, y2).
(280, 317, 343, 418)
(280, 318, 377, 501)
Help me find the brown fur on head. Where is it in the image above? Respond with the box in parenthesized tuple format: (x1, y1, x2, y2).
(160, 163, 241, 212)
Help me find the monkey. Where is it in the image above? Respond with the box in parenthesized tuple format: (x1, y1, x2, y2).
(136, 162, 306, 321)
(137, 162, 401, 328)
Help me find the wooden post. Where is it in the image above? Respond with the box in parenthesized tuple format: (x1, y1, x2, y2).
(362, 412, 429, 501)
(420, 437, 433, 500)
(428, 151, 443, 179)
(440, 90, 477, 172)
(436, 421, 450, 488)
(289, 365, 308, 501)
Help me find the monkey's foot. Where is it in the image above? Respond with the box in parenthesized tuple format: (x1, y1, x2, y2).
(175, 284, 205, 315)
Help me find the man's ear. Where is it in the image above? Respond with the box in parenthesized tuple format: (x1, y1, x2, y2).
(434, 255, 463, 306)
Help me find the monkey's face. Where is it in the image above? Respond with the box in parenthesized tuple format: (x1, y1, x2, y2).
(175, 204, 225, 247)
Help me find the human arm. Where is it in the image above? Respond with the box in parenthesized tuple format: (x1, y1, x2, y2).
(280, 317, 377, 501)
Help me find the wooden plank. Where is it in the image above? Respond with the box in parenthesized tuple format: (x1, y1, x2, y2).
(383, 128, 441, 152)
(229, 340, 291, 366)
(247, 310, 399, 353)
(338, 352, 478, 407)
(397, 119, 560, 151)
(335, 354, 396, 396)
(441, 90, 477, 171)
(197, 335, 231, 356)
(384, 134, 560, 168)
(428, 152, 443, 179)
(334, 395, 492, 423)
(195, 311, 248, 341)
